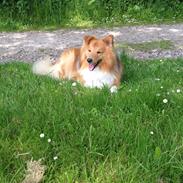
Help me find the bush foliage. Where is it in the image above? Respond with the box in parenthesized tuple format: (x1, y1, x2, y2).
(0, 0, 183, 29)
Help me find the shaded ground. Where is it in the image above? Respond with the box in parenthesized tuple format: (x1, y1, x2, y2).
(0, 23, 183, 63)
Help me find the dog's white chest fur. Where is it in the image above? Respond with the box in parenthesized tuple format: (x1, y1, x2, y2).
(79, 68, 116, 88)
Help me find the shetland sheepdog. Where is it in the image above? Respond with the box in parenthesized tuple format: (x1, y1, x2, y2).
(32, 35, 123, 91)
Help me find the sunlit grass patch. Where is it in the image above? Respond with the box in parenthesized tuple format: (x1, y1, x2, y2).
(117, 40, 174, 52)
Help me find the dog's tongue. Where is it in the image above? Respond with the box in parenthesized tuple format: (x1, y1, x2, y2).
(89, 63, 95, 71)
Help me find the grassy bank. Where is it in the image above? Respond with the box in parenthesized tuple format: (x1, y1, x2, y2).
(0, 56, 183, 182)
(0, 0, 183, 31)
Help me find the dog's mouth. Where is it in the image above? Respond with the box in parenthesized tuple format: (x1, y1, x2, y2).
(88, 60, 101, 71)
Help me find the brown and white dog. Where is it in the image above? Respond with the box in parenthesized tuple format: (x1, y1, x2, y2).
(32, 35, 123, 91)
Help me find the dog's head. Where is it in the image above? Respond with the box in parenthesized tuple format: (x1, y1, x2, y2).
(81, 35, 114, 71)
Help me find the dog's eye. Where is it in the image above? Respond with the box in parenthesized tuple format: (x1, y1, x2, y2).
(88, 49, 91, 52)
(97, 51, 102, 54)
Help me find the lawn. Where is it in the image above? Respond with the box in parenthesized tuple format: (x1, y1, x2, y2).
(0, 56, 183, 182)
(117, 40, 174, 52)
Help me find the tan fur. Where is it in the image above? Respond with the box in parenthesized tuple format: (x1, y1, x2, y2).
(33, 35, 123, 88)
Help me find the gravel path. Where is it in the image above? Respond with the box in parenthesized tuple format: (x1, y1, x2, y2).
(0, 23, 183, 63)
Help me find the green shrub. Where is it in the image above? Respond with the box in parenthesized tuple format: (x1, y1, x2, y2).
(0, 0, 183, 29)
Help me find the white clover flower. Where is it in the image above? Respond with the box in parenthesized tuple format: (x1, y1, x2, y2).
(160, 86, 163, 89)
(110, 86, 118, 93)
(177, 89, 181, 93)
(74, 91, 78, 95)
(48, 138, 51, 143)
(177, 69, 180, 73)
(167, 92, 170, 95)
(150, 131, 154, 135)
(128, 89, 132, 92)
(156, 93, 161, 97)
(53, 156, 58, 160)
(72, 82, 77, 87)
(155, 78, 160, 81)
(163, 99, 168, 104)
(40, 133, 45, 138)
(160, 59, 163, 62)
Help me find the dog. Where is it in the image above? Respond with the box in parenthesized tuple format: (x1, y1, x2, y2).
(32, 35, 123, 91)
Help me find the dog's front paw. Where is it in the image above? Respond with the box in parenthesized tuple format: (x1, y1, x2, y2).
(110, 85, 118, 93)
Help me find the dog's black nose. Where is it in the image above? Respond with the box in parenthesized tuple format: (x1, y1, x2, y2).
(87, 58, 93, 63)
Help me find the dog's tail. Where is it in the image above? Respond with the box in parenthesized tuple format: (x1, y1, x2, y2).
(32, 56, 60, 79)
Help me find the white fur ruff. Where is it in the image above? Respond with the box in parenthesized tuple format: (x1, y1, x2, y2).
(79, 68, 116, 88)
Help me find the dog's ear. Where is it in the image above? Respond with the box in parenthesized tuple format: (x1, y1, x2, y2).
(103, 35, 114, 48)
(83, 35, 96, 45)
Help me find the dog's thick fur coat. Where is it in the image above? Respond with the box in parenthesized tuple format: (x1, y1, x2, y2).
(33, 35, 123, 89)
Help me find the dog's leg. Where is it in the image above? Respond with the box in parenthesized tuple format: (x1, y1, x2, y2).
(72, 73, 85, 85)
(113, 78, 121, 87)
(59, 67, 65, 79)
(110, 78, 120, 93)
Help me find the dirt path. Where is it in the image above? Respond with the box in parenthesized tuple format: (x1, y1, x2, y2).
(0, 23, 183, 63)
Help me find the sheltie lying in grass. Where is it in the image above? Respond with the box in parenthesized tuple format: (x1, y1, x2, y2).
(33, 35, 123, 91)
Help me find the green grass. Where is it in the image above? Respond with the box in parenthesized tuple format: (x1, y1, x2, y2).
(117, 40, 174, 52)
(0, 56, 183, 182)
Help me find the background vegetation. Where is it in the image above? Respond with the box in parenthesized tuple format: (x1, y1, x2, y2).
(0, 0, 183, 31)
